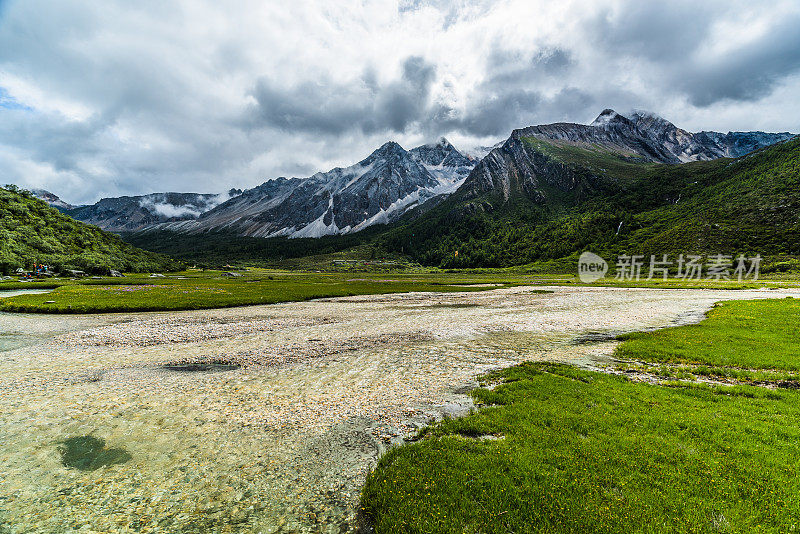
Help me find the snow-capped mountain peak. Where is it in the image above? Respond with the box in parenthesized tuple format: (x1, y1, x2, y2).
(157, 138, 479, 238)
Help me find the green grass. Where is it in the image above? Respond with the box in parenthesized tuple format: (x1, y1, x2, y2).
(521, 137, 658, 181)
(2, 270, 799, 313)
(617, 298, 800, 370)
(361, 298, 800, 532)
(0, 269, 526, 313)
(361, 363, 800, 533)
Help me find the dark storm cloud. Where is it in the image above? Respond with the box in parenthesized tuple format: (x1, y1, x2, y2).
(423, 47, 589, 137)
(0, 109, 109, 172)
(249, 56, 437, 136)
(429, 87, 597, 138)
(430, 90, 541, 137)
(484, 46, 574, 87)
(587, 2, 716, 60)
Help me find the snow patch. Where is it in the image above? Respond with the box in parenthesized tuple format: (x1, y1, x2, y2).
(290, 213, 340, 238)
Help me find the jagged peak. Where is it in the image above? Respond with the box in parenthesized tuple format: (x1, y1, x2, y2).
(377, 140, 405, 152)
(412, 136, 455, 151)
(433, 136, 453, 148)
(590, 109, 628, 127)
(358, 141, 410, 164)
(624, 109, 678, 130)
(625, 109, 662, 120)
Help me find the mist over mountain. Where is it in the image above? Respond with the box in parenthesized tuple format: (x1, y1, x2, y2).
(29, 189, 77, 212)
(67, 191, 240, 232)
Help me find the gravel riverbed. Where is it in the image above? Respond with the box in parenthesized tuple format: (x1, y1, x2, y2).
(1, 285, 798, 533)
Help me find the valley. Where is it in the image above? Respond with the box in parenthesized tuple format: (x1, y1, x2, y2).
(25, 110, 796, 275)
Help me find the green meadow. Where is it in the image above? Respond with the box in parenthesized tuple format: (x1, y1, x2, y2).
(360, 298, 800, 533)
(0, 269, 529, 313)
(1, 268, 799, 313)
(617, 298, 800, 370)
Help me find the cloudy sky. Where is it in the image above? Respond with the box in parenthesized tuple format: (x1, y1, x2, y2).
(1, 0, 799, 204)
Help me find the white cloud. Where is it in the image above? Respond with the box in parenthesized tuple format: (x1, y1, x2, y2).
(0, 0, 798, 204)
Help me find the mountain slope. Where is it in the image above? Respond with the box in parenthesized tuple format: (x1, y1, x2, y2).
(68, 191, 240, 232)
(159, 138, 475, 238)
(383, 132, 800, 267)
(461, 109, 793, 203)
(0, 186, 179, 274)
(76, 109, 791, 245)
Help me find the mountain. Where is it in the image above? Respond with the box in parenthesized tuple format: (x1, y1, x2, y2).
(460, 109, 794, 201)
(157, 138, 475, 238)
(0, 185, 178, 274)
(382, 112, 797, 267)
(30, 189, 76, 212)
(68, 191, 240, 232)
(409, 137, 475, 183)
(462, 142, 504, 162)
(694, 130, 796, 158)
(623, 110, 794, 161)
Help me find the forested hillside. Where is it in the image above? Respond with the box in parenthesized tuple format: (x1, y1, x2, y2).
(0, 185, 180, 274)
(382, 136, 800, 267)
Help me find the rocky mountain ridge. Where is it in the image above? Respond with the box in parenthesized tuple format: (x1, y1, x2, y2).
(29, 109, 795, 238)
(462, 109, 794, 200)
(158, 138, 474, 238)
(30, 189, 77, 212)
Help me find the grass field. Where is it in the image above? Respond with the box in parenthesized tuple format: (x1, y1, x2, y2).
(1, 269, 799, 313)
(360, 298, 800, 533)
(616, 298, 800, 370)
(0, 269, 532, 313)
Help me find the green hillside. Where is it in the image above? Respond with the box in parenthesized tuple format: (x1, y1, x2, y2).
(383, 136, 800, 267)
(0, 185, 180, 274)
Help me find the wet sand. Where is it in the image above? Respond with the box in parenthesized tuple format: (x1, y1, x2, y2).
(1, 285, 798, 532)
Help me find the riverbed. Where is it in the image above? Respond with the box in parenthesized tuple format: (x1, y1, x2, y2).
(1, 286, 797, 533)
(0, 289, 55, 352)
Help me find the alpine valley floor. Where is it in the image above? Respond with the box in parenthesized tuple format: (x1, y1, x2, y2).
(2, 286, 799, 533)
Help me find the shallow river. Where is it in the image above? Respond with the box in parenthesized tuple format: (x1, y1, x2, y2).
(1, 286, 798, 533)
(0, 290, 54, 352)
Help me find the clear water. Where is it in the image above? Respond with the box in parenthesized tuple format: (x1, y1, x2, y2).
(1, 286, 797, 533)
(0, 290, 54, 352)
